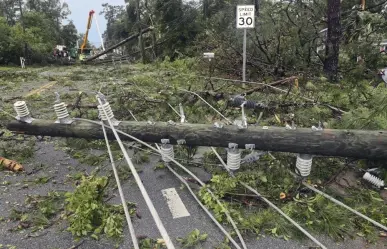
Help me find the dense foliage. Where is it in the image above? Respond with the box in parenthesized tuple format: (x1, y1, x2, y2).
(100, 0, 387, 80)
(0, 0, 77, 64)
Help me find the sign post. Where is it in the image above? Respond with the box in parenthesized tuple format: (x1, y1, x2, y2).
(237, 5, 255, 84)
(20, 57, 25, 69)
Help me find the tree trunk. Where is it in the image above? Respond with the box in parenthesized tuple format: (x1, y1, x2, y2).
(254, 0, 259, 17)
(136, 0, 146, 64)
(324, 0, 341, 82)
(203, 0, 209, 19)
(151, 31, 157, 59)
(6, 119, 387, 159)
(85, 27, 153, 62)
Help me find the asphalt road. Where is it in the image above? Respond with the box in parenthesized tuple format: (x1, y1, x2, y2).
(0, 140, 385, 249)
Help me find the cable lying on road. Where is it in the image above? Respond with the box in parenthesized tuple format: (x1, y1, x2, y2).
(154, 143, 242, 249)
(74, 117, 247, 249)
(122, 107, 243, 248)
(164, 102, 248, 248)
(178, 88, 327, 248)
(210, 147, 328, 249)
(96, 94, 175, 249)
(100, 118, 139, 249)
(287, 170, 387, 232)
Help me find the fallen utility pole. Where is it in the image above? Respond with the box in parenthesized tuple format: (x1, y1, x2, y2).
(6, 119, 387, 160)
(85, 27, 153, 62)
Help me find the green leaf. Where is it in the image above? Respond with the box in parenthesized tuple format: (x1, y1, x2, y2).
(193, 229, 200, 237)
(356, 232, 365, 237)
(371, 196, 384, 202)
(91, 234, 99, 240)
(259, 175, 268, 183)
(199, 233, 208, 241)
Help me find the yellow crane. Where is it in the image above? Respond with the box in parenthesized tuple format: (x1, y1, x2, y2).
(79, 10, 95, 61)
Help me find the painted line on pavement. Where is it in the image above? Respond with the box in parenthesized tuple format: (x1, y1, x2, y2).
(25, 81, 56, 97)
(161, 188, 190, 219)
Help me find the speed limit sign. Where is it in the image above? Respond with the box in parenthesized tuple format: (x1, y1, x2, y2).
(236, 5, 255, 29)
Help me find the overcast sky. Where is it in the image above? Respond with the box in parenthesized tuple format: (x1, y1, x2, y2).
(64, 0, 126, 46)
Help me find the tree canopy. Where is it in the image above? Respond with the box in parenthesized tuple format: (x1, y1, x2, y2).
(98, 0, 387, 80)
(0, 0, 77, 64)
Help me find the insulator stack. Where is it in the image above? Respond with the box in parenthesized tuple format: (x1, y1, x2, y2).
(227, 148, 241, 170)
(54, 102, 69, 120)
(295, 154, 313, 177)
(160, 144, 174, 163)
(14, 101, 30, 117)
(363, 172, 385, 188)
(98, 102, 115, 121)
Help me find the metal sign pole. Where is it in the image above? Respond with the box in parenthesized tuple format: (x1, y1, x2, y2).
(243, 29, 247, 86)
(237, 5, 254, 87)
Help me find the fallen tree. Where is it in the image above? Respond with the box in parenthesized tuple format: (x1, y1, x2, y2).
(85, 27, 153, 62)
(6, 119, 387, 159)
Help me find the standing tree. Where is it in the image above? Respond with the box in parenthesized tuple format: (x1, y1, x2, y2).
(61, 21, 78, 48)
(0, 0, 19, 25)
(135, 0, 145, 63)
(101, 3, 128, 48)
(324, 0, 341, 82)
(203, 0, 209, 19)
(254, 0, 259, 17)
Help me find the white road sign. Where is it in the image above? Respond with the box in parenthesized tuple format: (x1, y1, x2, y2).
(237, 5, 255, 29)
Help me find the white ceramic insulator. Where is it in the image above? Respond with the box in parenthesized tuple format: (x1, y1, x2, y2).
(54, 102, 69, 119)
(363, 172, 385, 188)
(98, 102, 114, 121)
(227, 149, 241, 170)
(160, 144, 174, 163)
(296, 154, 313, 177)
(14, 101, 30, 117)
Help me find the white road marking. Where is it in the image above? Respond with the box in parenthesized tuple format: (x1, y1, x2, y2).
(162, 188, 190, 219)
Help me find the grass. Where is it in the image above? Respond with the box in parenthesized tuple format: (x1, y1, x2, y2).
(0, 66, 17, 71)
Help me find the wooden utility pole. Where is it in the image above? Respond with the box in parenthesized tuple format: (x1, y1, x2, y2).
(6, 119, 387, 159)
(136, 0, 146, 64)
